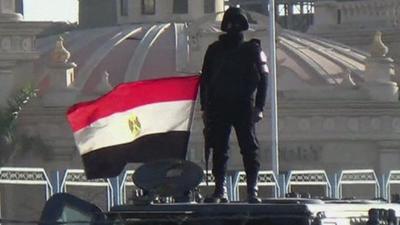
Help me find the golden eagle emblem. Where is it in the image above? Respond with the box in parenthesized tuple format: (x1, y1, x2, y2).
(128, 114, 141, 138)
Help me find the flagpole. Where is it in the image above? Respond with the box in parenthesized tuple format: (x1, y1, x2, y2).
(268, 0, 279, 177)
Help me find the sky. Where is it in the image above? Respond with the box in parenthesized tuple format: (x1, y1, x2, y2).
(23, 0, 79, 23)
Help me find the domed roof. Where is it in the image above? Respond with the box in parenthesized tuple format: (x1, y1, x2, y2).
(34, 12, 369, 101)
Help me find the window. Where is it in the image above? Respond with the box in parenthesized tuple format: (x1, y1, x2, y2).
(142, 0, 155, 15)
(204, 0, 215, 14)
(120, 0, 128, 16)
(173, 0, 188, 14)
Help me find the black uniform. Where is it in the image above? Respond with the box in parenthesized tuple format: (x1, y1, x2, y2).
(200, 7, 268, 203)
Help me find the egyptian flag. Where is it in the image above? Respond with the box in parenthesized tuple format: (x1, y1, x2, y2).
(67, 75, 200, 179)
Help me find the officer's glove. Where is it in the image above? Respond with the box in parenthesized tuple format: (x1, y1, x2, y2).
(252, 107, 263, 123)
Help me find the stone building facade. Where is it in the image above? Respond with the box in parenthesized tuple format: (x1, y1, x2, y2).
(0, 0, 398, 178)
(0, 0, 399, 220)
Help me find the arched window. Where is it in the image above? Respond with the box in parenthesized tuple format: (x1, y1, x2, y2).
(173, 0, 188, 14)
(142, 0, 155, 15)
(204, 0, 215, 14)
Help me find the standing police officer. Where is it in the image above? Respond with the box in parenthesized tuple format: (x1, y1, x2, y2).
(200, 6, 268, 203)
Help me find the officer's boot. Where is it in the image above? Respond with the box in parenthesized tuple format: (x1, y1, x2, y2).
(204, 147, 229, 203)
(204, 176, 229, 203)
(243, 154, 261, 203)
(246, 174, 261, 203)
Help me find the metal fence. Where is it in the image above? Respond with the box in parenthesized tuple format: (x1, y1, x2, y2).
(0, 167, 398, 209)
(286, 170, 331, 198)
(336, 169, 380, 199)
(0, 167, 53, 199)
(60, 169, 114, 210)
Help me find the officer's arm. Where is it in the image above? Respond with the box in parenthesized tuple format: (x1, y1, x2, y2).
(200, 46, 213, 111)
(254, 44, 269, 111)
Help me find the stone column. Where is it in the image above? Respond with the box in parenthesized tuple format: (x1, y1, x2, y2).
(0, 0, 22, 21)
(378, 141, 400, 175)
(0, 0, 22, 107)
(0, 0, 50, 109)
(0, 61, 15, 107)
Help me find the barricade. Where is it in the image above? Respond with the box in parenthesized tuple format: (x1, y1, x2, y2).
(385, 170, 400, 202)
(0, 167, 394, 213)
(286, 170, 331, 198)
(60, 169, 114, 210)
(119, 170, 142, 204)
(0, 167, 53, 222)
(337, 169, 380, 199)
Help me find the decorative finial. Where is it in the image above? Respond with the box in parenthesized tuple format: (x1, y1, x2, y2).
(341, 69, 357, 88)
(51, 36, 71, 64)
(370, 31, 388, 57)
(95, 71, 113, 94)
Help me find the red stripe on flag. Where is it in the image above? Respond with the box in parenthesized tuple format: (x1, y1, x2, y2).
(67, 75, 200, 132)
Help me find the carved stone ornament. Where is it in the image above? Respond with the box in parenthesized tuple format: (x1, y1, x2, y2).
(370, 31, 388, 58)
(370, 118, 381, 130)
(1, 37, 11, 50)
(322, 118, 335, 131)
(189, 32, 200, 50)
(51, 36, 71, 64)
(95, 71, 113, 94)
(393, 118, 400, 132)
(22, 38, 32, 51)
(341, 69, 357, 88)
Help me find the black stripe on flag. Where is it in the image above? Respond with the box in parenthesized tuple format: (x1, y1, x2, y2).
(81, 131, 190, 179)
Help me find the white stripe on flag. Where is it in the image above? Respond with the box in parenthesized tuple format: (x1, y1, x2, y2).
(74, 100, 193, 155)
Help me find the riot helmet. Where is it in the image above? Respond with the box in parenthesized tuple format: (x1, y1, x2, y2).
(221, 7, 249, 33)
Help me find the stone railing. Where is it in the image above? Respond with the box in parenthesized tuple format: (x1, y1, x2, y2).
(337, 0, 400, 26)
